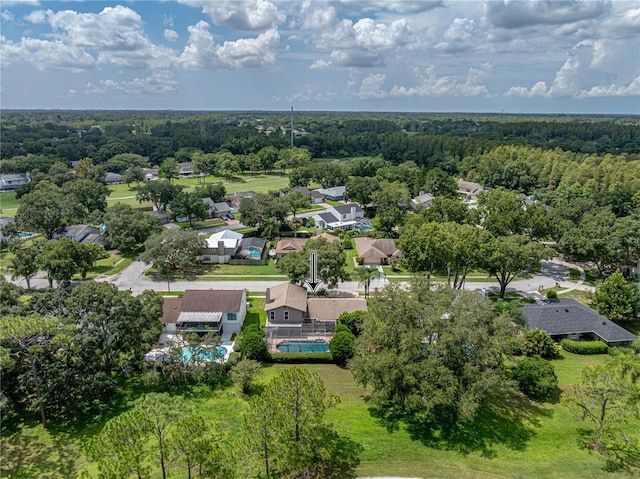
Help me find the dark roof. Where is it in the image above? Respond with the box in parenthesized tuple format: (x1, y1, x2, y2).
(310, 190, 324, 198)
(522, 298, 638, 344)
(334, 203, 362, 214)
(237, 237, 266, 250)
(161, 297, 182, 324)
(318, 212, 338, 223)
(180, 290, 244, 313)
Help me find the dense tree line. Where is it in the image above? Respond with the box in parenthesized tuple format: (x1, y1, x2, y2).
(1, 280, 163, 427)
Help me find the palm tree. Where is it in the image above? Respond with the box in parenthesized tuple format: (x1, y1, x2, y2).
(356, 266, 382, 298)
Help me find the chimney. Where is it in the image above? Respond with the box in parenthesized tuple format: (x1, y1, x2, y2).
(350, 206, 356, 218)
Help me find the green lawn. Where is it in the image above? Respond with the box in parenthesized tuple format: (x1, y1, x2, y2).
(0, 191, 20, 217)
(2, 173, 291, 216)
(3, 353, 638, 479)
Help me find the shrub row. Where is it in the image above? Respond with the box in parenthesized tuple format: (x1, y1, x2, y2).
(267, 352, 335, 364)
(561, 339, 608, 355)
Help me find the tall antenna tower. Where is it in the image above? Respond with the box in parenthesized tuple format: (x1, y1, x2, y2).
(290, 106, 294, 147)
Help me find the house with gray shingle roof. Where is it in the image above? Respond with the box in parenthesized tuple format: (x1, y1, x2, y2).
(314, 185, 346, 201)
(0, 172, 30, 191)
(522, 298, 637, 346)
(311, 204, 364, 232)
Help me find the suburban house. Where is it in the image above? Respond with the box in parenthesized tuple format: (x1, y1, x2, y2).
(411, 192, 435, 209)
(142, 168, 159, 181)
(202, 198, 232, 218)
(0, 173, 30, 192)
(146, 210, 171, 225)
(178, 162, 195, 177)
(160, 289, 247, 337)
(105, 172, 123, 185)
(289, 186, 325, 205)
(275, 233, 340, 258)
(457, 180, 485, 199)
(275, 238, 308, 257)
(314, 185, 346, 201)
(265, 282, 367, 328)
(522, 298, 638, 346)
(312, 204, 364, 232)
(201, 230, 243, 264)
(53, 224, 109, 247)
(354, 237, 403, 265)
(226, 191, 257, 208)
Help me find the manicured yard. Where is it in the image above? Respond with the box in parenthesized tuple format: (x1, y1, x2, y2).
(2, 173, 291, 215)
(3, 354, 638, 479)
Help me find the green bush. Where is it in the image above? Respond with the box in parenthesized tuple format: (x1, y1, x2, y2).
(511, 356, 558, 400)
(337, 310, 366, 337)
(225, 351, 241, 368)
(524, 328, 561, 359)
(630, 341, 640, 354)
(546, 289, 558, 299)
(268, 352, 334, 364)
(561, 339, 608, 355)
(330, 330, 356, 366)
(230, 359, 262, 395)
(236, 331, 271, 361)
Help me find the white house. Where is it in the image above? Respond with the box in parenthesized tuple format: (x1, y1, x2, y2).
(0, 173, 30, 192)
(201, 229, 243, 264)
(161, 289, 247, 336)
(312, 204, 364, 231)
(411, 192, 435, 209)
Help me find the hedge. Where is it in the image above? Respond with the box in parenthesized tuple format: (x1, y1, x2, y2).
(561, 339, 608, 355)
(267, 352, 335, 364)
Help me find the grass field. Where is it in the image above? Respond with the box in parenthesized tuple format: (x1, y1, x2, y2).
(2, 351, 638, 479)
(0, 173, 291, 216)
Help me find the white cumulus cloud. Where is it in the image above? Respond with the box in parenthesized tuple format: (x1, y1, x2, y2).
(164, 29, 179, 42)
(179, 21, 281, 69)
(179, 0, 285, 31)
(86, 71, 177, 95)
(484, 0, 610, 29)
(357, 73, 387, 99)
(390, 64, 493, 98)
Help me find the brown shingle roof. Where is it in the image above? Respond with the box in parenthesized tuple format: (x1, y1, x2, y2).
(307, 297, 368, 322)
(310, 232, 340, 243)
(275, 238, 307, 255)
(265, 282, 308, 312)
(161, 297, 182, 324)
(354, 237, 402, 260)
(180, 290, 244, 313)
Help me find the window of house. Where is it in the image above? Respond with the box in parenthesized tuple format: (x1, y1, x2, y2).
(227, 313, 237, 321)
(269, 311, 275, 321)
(284, 310, 289, 321)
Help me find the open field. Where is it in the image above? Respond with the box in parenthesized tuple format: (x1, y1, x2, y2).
(2, 352, 638, 479)
(0, 173, 292, 217)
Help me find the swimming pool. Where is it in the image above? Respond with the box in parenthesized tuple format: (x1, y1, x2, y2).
(247, 247, 262, 259)
(276, 340, 329, 353)
(17, 232, 35, 238)
(358, 226, 373, 232)
(180, 345, 227, 362)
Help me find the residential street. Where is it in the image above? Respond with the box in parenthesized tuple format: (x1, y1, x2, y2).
(6, 258, 594, 297)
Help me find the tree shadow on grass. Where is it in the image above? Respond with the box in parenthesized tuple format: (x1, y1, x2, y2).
(1, 423, 81, 479)
(370, 395, 553, 459)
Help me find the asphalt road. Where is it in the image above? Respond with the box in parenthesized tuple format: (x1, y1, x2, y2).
(6, 258, 589, 296)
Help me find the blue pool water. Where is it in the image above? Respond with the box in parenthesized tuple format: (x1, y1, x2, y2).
(276, 340, 329, 353)
(358, 226, 373, 232)
(247, 247, 262, 259)
(17, 232, 35, 238)
(180, 345, 227, 361)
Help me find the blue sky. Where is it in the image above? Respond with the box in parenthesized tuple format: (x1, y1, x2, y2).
(1, 0, 639, 113)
